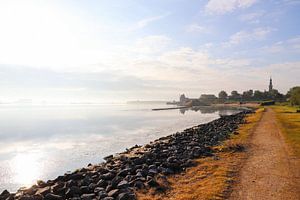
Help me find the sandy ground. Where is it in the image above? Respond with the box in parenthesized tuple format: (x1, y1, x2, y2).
(230, 108, 300, 200)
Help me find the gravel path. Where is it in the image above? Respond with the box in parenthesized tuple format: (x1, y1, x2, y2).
(230, 108, 300, 200)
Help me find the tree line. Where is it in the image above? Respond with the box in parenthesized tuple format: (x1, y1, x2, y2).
(217, 86, 300, 105)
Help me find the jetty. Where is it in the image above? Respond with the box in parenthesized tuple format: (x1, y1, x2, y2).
(152, 106, 190, 111)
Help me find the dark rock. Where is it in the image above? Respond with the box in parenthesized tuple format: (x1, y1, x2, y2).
(96, 179, 107, 187)
(33, 194, 43, 200)
(135, 171, 143, 177)
(70, 173, 84, 180)
(80, 186, 90, 194)
(148, 169, 158, 176)
(82, 176, 93, 185)
(108, 189, 119, 197)
(44, 193, 63, 200)
(146, 176, 153, 181)
(111, 176, 123, 188)
(104, 155, 113, 161)
(88, 183, 96, 191)
(161, 168, 174, 175)
(106, 184, 113, 193)
(0, 190, 10, 197)
(133, 180, 145, 189)
(97, 190, 108, 198)
(55, 175, 64, 182)
(80, 193, 96, 200)
(103, 197, 114, 200)
(117, 169, 130, 177)
(70, 198, 81, 200)
(65, 186, 81, 198)
(19, 195, 34, 200)
(51, 182, 65, 193)
(36, 180, 47, 187)
(94, 187, 105, 193)
(148, 165, 156, 170)
(102, 172, 115, 180)
(117, 180, 129, 189)
(117, 192, 131, 200)
(66, 179, 77, 187)
(147, 178, 159, 187)
(36, 186, 51, 196)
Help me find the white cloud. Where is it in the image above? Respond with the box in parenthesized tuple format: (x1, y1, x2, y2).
(133, 35, 172, 54)
(224, 27, 273, 46)
(0, 1, 117, 71)
(0, 0, 298, 101)
(283, 0, 300, 5)
(228, 31, 252, 45)
(239, 11, 264, 23)
(253, 27, 273, 38)
(0, 2, 172, 73)
(287, 36, 300, 50)
(186, 24, 209, 33)
(261, 36, 300, 53)
(159, 47, 212, 68)
(121, 47, 253, 84)
(261, 36, 300, 54)
(205, 0, 257, 14)
(262, 42, 284, 53)
(1, 42, 298, 101)
(129, 13, 170, 31)
(264, 62, 300, 91)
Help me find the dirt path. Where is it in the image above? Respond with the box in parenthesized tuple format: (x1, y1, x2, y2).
(230, 108, 300, 200)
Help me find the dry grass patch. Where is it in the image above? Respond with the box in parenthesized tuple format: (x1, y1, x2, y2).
(137, 108, 264, 200)
(272, 105, 300, 157)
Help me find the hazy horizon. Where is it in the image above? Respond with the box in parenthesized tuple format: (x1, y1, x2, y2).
(0, 0, 299, 103)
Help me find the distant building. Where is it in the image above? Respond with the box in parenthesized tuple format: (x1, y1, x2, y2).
(269, 77, 273, 92)
(179, 94, 187, 103)
(178, 94, 208, 106)
(199, 94, 217, 104)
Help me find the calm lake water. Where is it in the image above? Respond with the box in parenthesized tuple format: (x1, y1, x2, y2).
(0, 103, 240, 192)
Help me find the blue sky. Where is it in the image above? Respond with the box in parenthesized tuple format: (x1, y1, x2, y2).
(0, 0, 299, 103)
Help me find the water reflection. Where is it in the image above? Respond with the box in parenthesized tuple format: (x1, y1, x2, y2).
(179, 106, 242, 115)
(10, 152, 43, 188)
(0, 104, 239, 192)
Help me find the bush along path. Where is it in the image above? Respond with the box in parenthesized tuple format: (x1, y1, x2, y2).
(0, 110, 253, 200)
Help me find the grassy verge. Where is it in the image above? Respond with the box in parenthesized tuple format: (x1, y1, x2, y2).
(137, 108, 264, 200)
(272, 105, 300, 157)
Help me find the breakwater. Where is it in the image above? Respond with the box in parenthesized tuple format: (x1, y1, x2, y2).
(0, 110, 252, 200)
(152, 106, 189, 111)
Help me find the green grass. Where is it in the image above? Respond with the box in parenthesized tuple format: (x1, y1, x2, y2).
(272, 105, 300, 157)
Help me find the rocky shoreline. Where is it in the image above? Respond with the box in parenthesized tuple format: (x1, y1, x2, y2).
(0, 110, 253, 200)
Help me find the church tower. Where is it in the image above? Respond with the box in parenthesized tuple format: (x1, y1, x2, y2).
(269, 77, 273, 92)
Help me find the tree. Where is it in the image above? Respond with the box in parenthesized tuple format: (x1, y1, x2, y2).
(218, 90, 228, 99)
(288, 87, 300, 106)
(229, 90, 241, 100)
(269, 89, 285, 101)
(254, 90, 264, 100)
(242, 90, 253, 100)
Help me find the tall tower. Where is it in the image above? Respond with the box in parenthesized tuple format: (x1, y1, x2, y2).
(269, 77, 273, 92)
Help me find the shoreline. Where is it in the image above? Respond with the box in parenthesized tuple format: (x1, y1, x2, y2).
(0, 109, 253, 200)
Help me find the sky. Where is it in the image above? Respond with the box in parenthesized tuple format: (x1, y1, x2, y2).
(0, 0, 299, 103)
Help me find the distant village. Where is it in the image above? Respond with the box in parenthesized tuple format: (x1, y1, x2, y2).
(168, 77, 287, 106)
